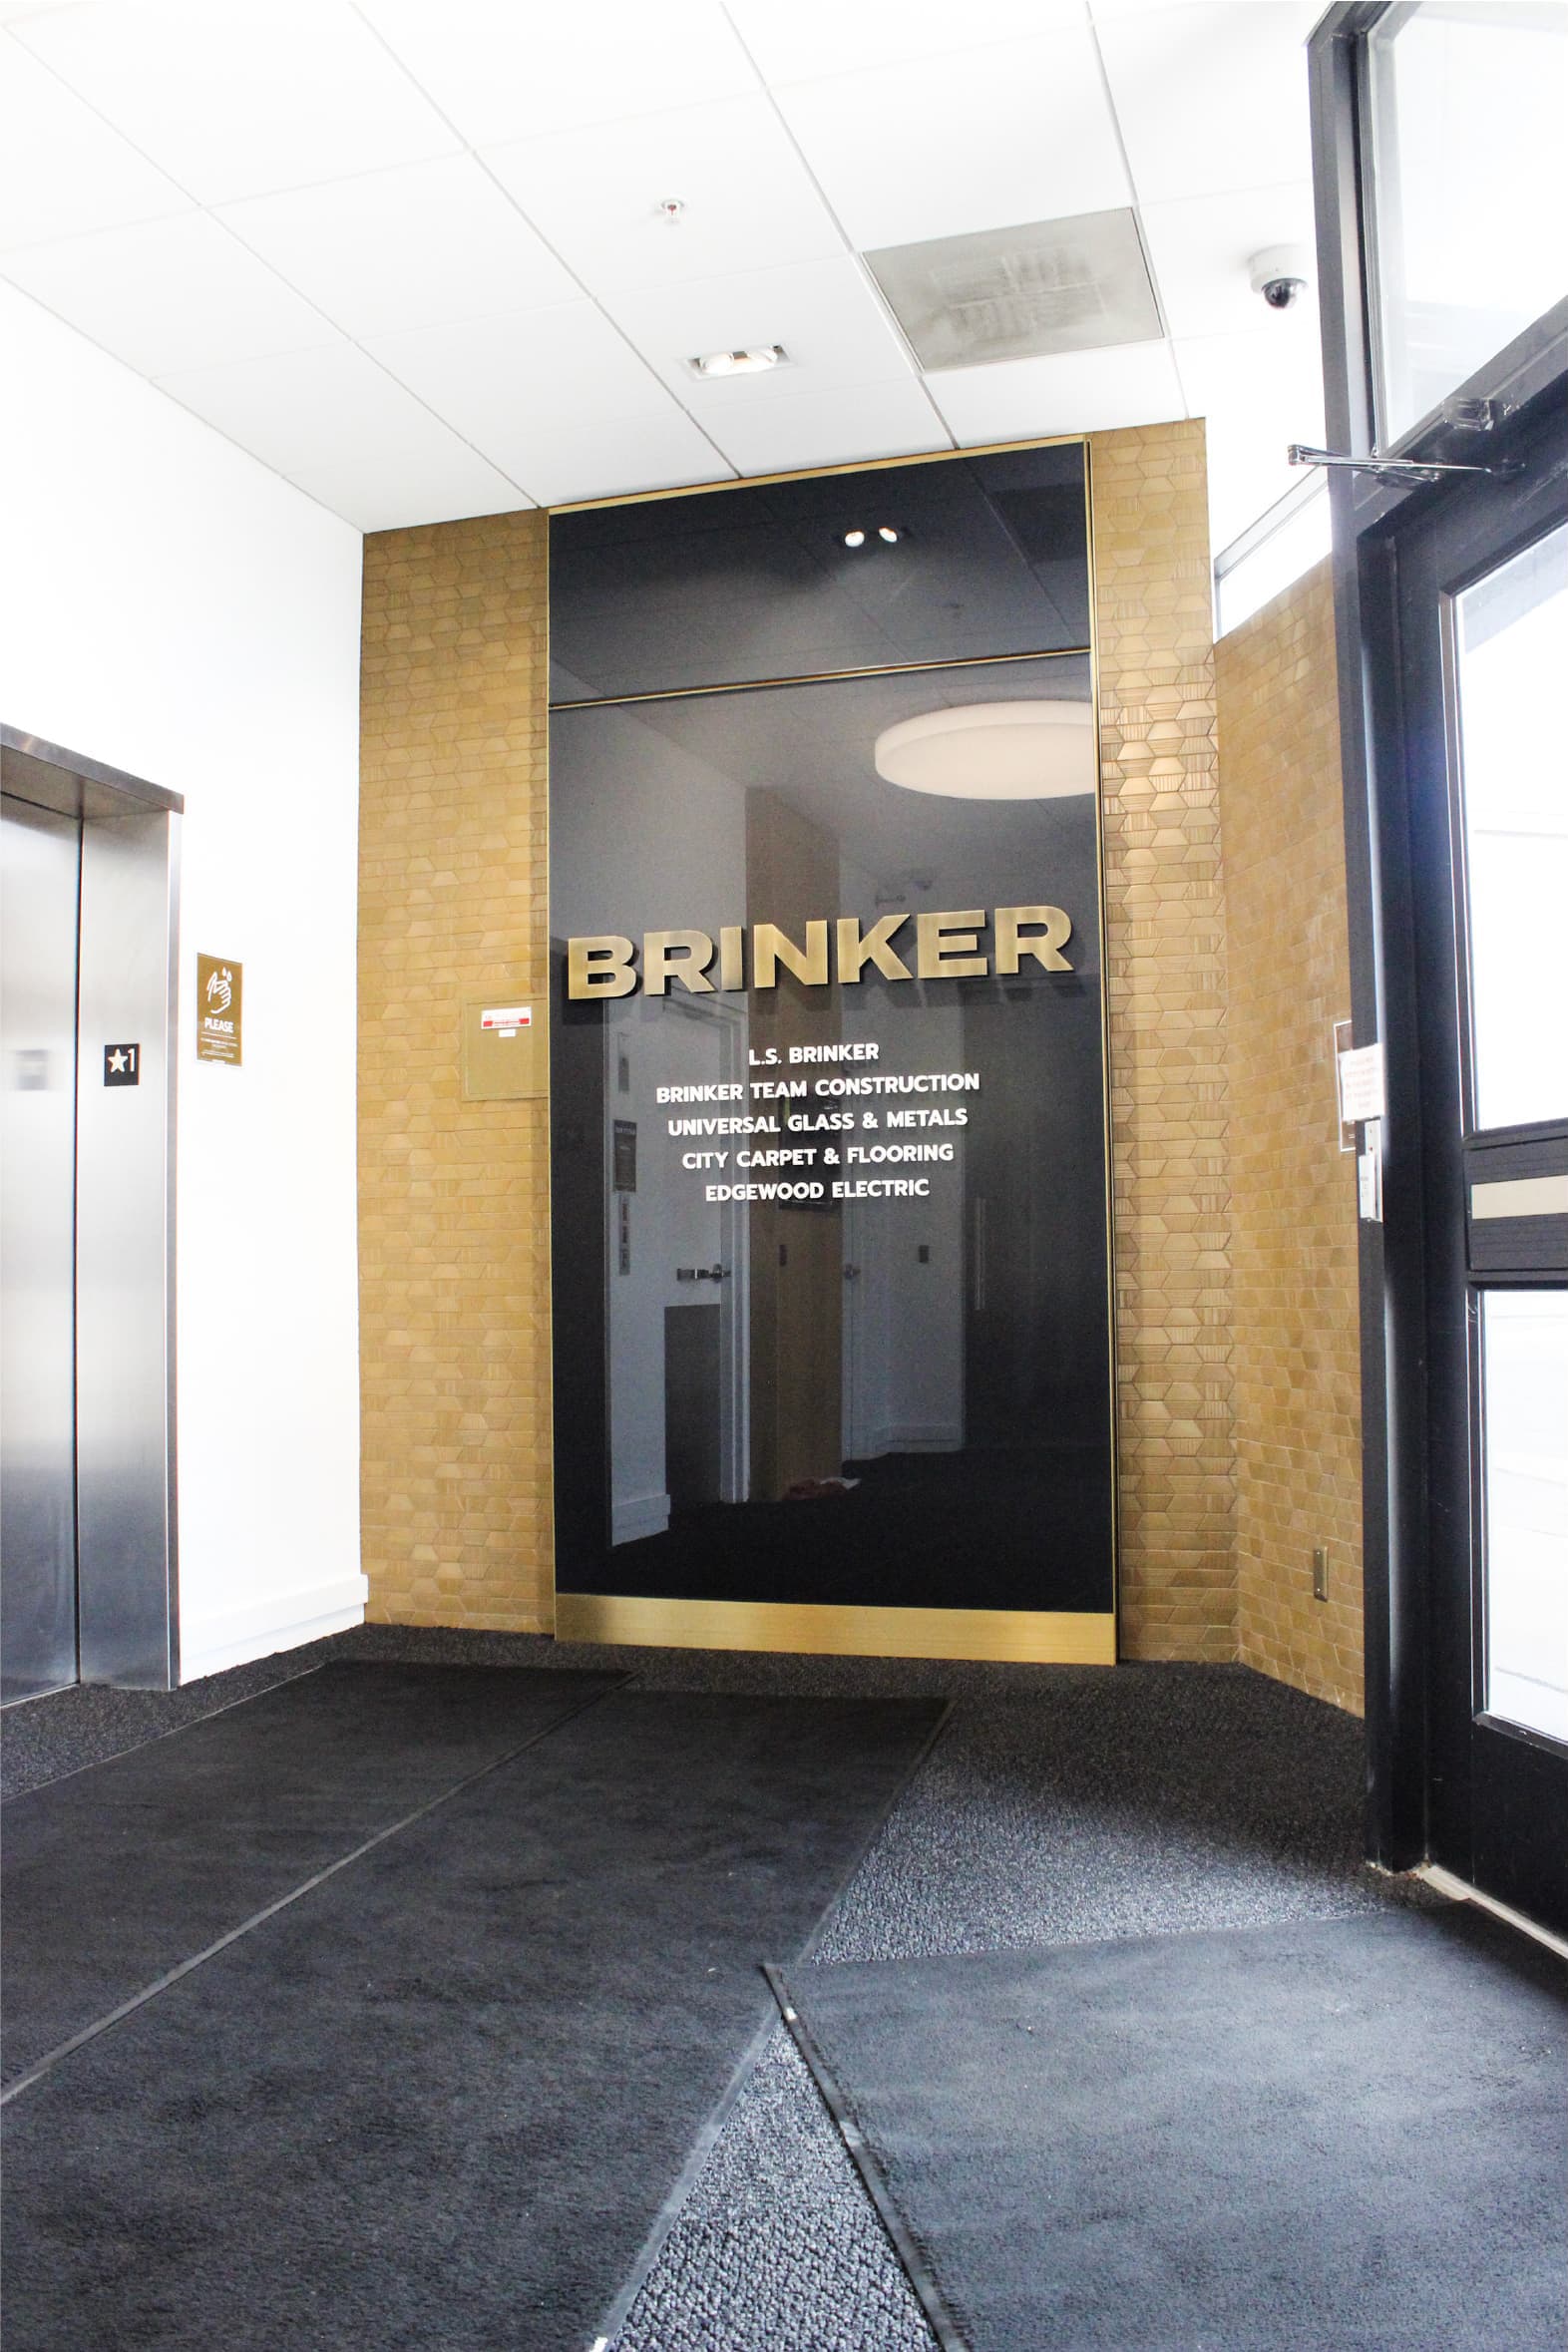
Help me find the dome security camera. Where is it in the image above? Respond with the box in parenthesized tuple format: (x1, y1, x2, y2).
(1249, 243, 1313, 310)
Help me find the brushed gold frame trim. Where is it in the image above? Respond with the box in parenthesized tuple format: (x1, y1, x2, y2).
(547, 429, 1120, 1663)
(1082, 439, 1121, 1645)
(550, 642, 1092, 714)
(556, 1593, 1117, 1664)
(548, 428, 1091, 516)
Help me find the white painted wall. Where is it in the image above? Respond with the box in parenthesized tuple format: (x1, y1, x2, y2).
(0, 286, 365, 1681)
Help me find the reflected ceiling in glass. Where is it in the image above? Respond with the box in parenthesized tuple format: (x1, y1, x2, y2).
(549, 441, 1089, 704)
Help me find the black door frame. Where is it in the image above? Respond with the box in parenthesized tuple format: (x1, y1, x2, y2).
(1389, 440, 1568, 1931)
(1308, 5, 1568, 1876)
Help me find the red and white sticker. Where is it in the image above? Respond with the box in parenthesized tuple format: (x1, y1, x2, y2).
(481, 1005, 533, 1032)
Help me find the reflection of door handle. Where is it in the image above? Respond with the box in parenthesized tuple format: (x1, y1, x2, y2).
(843, 1264, 861, 1280)
(678, 1264, 728, 1281)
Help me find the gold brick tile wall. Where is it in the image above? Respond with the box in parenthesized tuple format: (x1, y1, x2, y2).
(358, 509, 554, 1631)
(1090, 421, 1237, 1661)
(1215, 560, 1364, 1712)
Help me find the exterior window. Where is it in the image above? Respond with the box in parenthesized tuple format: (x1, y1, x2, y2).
(1482, 1290, 1568, 1746)
(1452, 522, 1568, 1134)
(1368, 1, 1568, 445)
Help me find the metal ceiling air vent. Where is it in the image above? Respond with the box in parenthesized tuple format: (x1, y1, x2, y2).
(865, 208, 1162, 373)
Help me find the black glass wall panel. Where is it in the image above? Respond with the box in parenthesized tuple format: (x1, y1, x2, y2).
(549, 444, 1115, 1658)
(551, 444, 1090, 703)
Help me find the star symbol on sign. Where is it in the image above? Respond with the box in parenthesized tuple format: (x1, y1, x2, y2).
(108, 1048, 129, 1073)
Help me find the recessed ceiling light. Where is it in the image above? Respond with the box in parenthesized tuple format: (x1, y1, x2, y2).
(689, 345, 786, 379)
(843, 529, 867, 548)
(878, 526, 900, 544)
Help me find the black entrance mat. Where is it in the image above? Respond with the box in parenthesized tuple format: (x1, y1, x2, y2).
(2, 1687, 942, 2351)
(1, 1662, 621, 2086)
(773, 1906, 1568, 2352)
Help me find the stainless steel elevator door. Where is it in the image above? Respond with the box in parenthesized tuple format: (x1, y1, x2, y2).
(1, 792, 82, 1702)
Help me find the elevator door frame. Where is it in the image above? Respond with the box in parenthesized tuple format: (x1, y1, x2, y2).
(1, 724, 183, 1692)
(0, 794, 81, 1700)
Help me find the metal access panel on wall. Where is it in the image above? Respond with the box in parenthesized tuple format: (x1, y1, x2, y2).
(462, 997, 547, 1100)
(547, 444, 1116, 1663)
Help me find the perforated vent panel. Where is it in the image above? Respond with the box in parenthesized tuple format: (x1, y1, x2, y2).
(867, 209, 1162, 372)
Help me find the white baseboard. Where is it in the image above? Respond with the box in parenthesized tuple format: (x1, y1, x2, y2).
(884, 1422, 963, 1452)
(844, 1423, 963, 1460)
(611, 1490, 670, 1545)
(180, 1572, 370, 1685)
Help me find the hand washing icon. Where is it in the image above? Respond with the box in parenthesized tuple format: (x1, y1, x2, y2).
(204, 968, 232, 1011)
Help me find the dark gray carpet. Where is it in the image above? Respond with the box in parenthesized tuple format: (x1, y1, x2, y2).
(1, 1687, 941, 2352)
(0, 1635, 350, 1798)
(2, 1630, 1453, 2350)
(612, 1664, 1441, 2352)
(1, 1662, 620, 2087)
(773, 1907, 1568, 2352)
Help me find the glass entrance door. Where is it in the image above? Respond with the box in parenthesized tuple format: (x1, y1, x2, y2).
(1394, 422, 1568, 1931)
(1451, 530, 1568, 1763)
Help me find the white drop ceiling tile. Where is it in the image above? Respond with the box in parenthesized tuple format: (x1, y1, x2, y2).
(700, 377, 951, 479)
(366, 303, 681, 478)
(217, 155, 579, 341)
(0, 37, 191, 250)
(1091, 0, 1321, 23)
(13, 1, 458, 205)
(520, 412, 732, 508)
(483, 94, 845, 297)
(1088, 0, 1234, 15)
(1141, 181, 1316, 340)
(929, 338, 1186, 444)
(771, 30, 1129, 252)
(0, 209, 334, 378)
(155, 339, 527, 532)
(605, 257, 916, 409)
(1096, 3, 1319, 203)
(358, 0, 757, 148)
(724, 0, 1086, 83)
(1176, 315, 1324, 548)
(1176, 313, 1324, 437)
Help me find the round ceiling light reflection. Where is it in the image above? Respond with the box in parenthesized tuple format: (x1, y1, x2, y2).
(873, 701, 1095, 801)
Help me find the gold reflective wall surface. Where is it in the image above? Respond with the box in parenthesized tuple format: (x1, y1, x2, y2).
(1217, 560, 1364, 1713)
(359, 510, 555, 1633)
(1093, 421, 1236, 1663)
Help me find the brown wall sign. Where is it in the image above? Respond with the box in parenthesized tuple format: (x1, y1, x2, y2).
(196, 953, 242, 1064)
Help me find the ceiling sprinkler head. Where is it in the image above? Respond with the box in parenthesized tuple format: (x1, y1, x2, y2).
(658, 196, 685, 221)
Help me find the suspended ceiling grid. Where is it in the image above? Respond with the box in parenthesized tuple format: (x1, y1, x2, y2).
(0, 0, 1327, 544)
